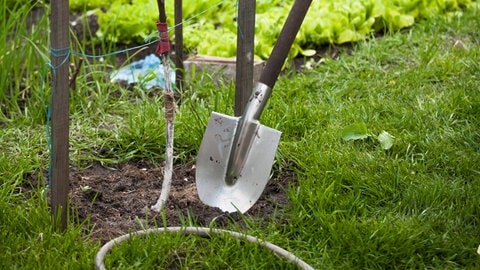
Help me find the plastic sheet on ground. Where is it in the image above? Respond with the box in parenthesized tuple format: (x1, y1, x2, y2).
(110, 54, 175, 89)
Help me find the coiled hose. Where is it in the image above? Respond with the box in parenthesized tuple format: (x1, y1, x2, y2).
(94, 226, 314, 270)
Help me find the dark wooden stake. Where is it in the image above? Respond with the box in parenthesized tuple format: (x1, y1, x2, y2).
(235, 0, 256, 116)
(174, 0, 184, 91)
(50, 0, 70, 231)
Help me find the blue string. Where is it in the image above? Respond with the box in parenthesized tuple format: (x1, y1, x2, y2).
(44, 47, 71, 190)
(50, 47, 71, 67)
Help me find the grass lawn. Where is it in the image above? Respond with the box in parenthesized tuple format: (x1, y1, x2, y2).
(1, 2, 479, 269)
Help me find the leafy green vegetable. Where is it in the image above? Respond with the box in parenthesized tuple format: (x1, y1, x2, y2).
(70, 0, 121, 10)
(74, 0, 478, 58)
(96, 0, 160, 44)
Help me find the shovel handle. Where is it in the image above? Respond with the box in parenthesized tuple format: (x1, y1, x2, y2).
(225, 0, 311, 184)
(259, 0, 312, 89)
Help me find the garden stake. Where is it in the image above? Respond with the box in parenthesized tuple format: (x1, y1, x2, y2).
(151, 0, 175, 212)
(174, 0, 184, 90)
(235, 0, 256, 116)
(50, 0, 70, 231)
(196, 0, 312, 213)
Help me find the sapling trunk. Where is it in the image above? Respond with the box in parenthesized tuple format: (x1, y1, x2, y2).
(151, 54, 175, 212)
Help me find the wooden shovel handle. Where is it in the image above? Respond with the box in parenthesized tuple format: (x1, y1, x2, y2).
(259, 0, 312, 89)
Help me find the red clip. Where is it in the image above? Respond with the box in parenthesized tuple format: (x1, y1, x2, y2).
(155, 21, 170, 55)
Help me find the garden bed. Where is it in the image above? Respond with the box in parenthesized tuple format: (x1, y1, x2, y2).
(65, 160, 292, 243)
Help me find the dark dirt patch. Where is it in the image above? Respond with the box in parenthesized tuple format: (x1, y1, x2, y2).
(18, 7, 318, 245)
(67, 159, 295, 243)
(16, 8, 299, 245)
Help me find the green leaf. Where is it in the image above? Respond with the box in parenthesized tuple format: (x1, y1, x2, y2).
(377, 131, 394, 150)
(336, 29, 365, 44)
(341, 122, 369, 141)
(299, 49, 317, 57)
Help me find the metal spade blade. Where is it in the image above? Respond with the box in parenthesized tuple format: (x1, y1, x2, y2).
(195, 0, 312, 213)
(196, 109, 281, 213)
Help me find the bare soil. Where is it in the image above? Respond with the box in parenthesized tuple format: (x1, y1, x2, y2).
(22, 8, 304, 245)
(65, 12, 297, 244)
(67, 160, 294, 243)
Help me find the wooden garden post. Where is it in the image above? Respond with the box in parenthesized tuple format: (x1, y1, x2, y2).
(174, 0, 184, 90)
(50, 0, 70, 231)
(235, 0, 256, 116)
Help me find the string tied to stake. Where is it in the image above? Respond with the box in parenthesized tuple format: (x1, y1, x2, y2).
(156, 21, 170, 55)
(43, 47, 71, 192)
(50, 47, 70, 68)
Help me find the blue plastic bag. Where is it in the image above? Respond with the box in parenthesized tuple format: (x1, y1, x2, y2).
(110, 54, 175, 89)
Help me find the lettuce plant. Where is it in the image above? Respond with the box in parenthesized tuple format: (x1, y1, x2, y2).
(75, 0, 477, 59)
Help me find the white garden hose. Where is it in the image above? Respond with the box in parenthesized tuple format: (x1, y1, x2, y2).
(94, 226, 314, 270)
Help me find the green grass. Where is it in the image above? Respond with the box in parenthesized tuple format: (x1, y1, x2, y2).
(1, 1, 479, 269)
(0, 1, 50, 124)
(271, 9, 480, 268)
(104, 231, 299, 269)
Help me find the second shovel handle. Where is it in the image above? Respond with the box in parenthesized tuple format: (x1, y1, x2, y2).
(259, 0, 312, 89)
